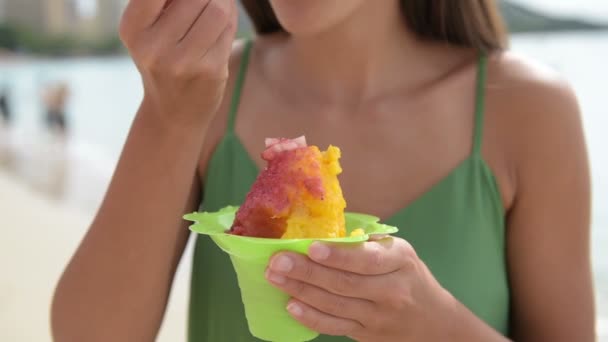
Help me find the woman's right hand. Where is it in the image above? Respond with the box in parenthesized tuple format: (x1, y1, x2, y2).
(119, 0, 237, 127)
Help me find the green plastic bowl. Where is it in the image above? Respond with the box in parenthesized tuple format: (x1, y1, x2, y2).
(184, 206, 398, 342)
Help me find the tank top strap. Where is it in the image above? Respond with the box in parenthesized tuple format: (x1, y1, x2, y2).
(227, 39, 253, 133)
(472, 54, 488, 155)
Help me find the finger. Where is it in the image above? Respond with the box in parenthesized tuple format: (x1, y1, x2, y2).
(286, 299, 363, 337)
(180, 0, 235, 56)
(163, 0, 175, 9)
(193, 8, 236, 77)
(265, 269, 373, 322)
(155, 0, 213, 42)
(122, 0, 167, 31)
(202, 0, 238, 62)
(309, 238, 416, 275)
(199, 12, 237, 63)
(268, 252, 379, 300)
(368, 234, 389, 241)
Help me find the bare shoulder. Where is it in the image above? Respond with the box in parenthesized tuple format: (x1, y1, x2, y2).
(486, 51, 583, 152)
(483, 51, 586, 206)
(197, 39, 253, 181)
(492, 56, 593, 342)
(486, 51, 580, 125)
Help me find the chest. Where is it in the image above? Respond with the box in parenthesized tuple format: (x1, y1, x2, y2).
(233, 80, 480, 219)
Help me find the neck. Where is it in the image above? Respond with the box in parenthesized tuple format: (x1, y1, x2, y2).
(266, 1, 437, 104)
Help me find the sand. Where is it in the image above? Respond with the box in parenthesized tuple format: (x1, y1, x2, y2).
(0, 141, 193, 341)
(0, 171, 87, 340)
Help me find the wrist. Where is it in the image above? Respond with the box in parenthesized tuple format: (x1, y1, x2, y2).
(135, 98, 211, 148)
(441, 291, 511, 342)
(140, 94, 216, 133)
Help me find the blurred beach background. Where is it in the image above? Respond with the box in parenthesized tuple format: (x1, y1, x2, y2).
(0, 0, 606, 341)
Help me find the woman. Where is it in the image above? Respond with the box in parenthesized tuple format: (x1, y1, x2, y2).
(43, 83, 70, 137)
(51, 0, 595, 341)
(0, 88, 10, 126)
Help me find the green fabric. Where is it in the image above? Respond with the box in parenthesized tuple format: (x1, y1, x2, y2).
(188, 42, 509, 341)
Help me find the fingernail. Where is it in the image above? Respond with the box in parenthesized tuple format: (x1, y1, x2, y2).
(271, 255, 294, 273)
(309, 242, 330, 261)
(265, 270, 286, 284)
(287, 302, 303, 317)
(369, 234, 388, 241)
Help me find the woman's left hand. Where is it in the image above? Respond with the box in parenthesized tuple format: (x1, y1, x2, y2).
(265, 237, 458, 341)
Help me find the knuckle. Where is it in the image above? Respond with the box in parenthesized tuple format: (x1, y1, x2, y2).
(226, 20, 236, 32)
(331, 298, 347, 315)
(198, 60, 227, 80)
(118, 23, 130, 44)
(387, 287, 413, 312)
(401, 256, 417, 272)
(399, 239, 416, 257)
(119, 28, 139, 50)
(293, 280, 308, 296)
(307, 314, 324, 332)
(386, 297, 406, 313)
(332, 248, 354, 271)
(175, 60, 210, 81)
(137, 45, 164, 70)
(327, 296, 348, 315)
(364, 244, 384, 273)
(140, 54, 161, 72)
(118, 13, 133, 41)
(206, 0, 229, 23)
(397, 240, 418, 269)
(300, 261, 315, 281)
(333, 271, 358, 294)
(172, 62, 193, 79)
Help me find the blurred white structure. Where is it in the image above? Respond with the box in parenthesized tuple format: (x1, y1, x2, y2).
(0, 0, 126, 38)
(0, 0, 78, 35)
(80, 0, 127, 38)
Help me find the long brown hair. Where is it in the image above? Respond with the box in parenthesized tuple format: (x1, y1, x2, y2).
(241, 0, 508, 52)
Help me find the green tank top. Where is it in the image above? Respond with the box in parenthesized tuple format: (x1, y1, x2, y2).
(189, 41, 509, 341)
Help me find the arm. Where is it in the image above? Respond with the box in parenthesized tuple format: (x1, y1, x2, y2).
(51, 105, 202, 341)
(51, 0, 238, 340)
(450, 58, 594, 341)
(506, 78, 594, 341)
(432, 67, 594, 341)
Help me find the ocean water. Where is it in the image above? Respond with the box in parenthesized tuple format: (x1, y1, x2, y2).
(511, 0, 608, 23)
(0, 31, 607, 336)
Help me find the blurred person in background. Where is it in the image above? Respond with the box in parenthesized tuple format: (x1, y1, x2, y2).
(0, 85, 14, 167)
(0, 86, 11, 128)
(52, 0, 595, 341)
(43, 82, 70, 138)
